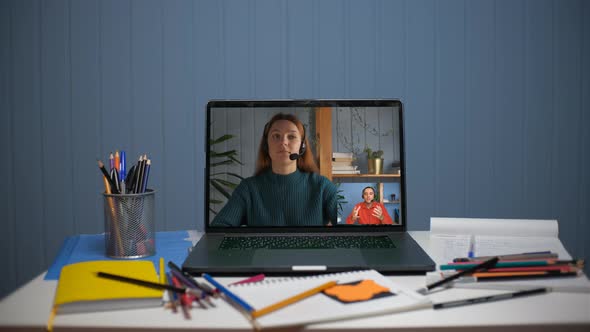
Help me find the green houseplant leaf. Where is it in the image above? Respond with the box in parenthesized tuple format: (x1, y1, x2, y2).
(209, 134, 244, 215)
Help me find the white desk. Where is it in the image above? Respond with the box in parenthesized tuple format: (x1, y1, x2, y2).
(1, 231, 589, 332)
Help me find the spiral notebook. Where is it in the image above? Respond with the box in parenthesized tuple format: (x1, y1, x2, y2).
(226, 269, 431, 329)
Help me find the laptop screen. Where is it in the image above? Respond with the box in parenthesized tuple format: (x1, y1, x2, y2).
(206, 100, 405, 232)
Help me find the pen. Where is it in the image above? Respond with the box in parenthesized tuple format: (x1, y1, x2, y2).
(166, 272, 179, 313)
(120, 150, 126, 181)
(169, 269, 206, 299)
(134, 155, 145, 194)
(418, 257, 499, 294)
(140, 159, 151, 193)
(203, 273, 255, 313)
(252, 281, 337, 318)
(433, 287, 548, 309)
(97, 271, 194, 295)
(110, 168, 121, 194)
(97, 160, 120, 194)
(229, 274, 265, 286)
(168, 261, 215, 297)
(467, 235, 475, 258)
(125, 165, 136, 194)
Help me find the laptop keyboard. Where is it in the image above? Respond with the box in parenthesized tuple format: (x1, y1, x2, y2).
(219, 235, 396, 250)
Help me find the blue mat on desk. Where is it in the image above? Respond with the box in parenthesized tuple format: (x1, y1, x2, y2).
(45, 230, 192, 280)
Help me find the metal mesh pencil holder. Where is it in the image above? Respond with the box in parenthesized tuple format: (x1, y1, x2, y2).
(103, 189, 156, 259)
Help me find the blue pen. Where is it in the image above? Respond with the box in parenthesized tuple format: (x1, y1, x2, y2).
(467, 235, 475, 258)
(166, 272, 179, 312)
(120, 150, 126, 181)
(202, 273, 254, 313)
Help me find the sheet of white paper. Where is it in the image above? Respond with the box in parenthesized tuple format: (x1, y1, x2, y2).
(428, 217, 568, 267)
(473, 235, 571, 260)
(429, 234, 471, 265)
(430, 218, 558, 237)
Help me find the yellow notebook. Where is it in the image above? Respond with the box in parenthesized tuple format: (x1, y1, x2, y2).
(52, 260, 163, 314)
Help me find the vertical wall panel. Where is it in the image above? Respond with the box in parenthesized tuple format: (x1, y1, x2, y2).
(523, 0, 553, 218)
(70, 0, 103, 235)
(318, 0, 345, 97)
(348, 0, 376, 97)
(2, 0, 589, 297)
(162, 0, 196, 231)
(287, 0, 314, 98)
(494, 0, 526, 217)
(100, 0, 132, 158)
(435, 0, 466, 216)
(40, 0, 74, 265)
(224, 0, 251, 97)
(194, 0, 224, 229)
(405, 0, 436, 230)
(0, 0, 16, 296)
(376, 0, 405, 98)
(11, 0, 45, 284)
(255, 0, 284, 97)
(465, 0, 495, 216)
(131, 0, 165, 228)
(581, 0, 590, 262)
(553, 0, 583, 256)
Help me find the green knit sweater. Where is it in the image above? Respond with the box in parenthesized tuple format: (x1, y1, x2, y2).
(211, 169, 338, 227)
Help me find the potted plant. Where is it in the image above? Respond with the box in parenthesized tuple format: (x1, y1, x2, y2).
(363, 147, 384, 174)
(209, 134, 244, 215)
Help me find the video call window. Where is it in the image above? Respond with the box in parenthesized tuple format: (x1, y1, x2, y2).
(207, 101, 403, 227)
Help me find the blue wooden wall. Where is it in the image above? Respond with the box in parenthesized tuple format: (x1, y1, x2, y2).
(1, 0, 588, 298)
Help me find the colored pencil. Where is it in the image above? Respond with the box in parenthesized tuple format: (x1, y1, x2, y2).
(202, 273, 254, 313)
(251, 281, 337, 318)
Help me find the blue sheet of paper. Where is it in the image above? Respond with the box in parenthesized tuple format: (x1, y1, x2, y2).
(45, 230, 192, 280)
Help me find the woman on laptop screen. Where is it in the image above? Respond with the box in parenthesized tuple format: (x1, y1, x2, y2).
(211, 113, 338, 227)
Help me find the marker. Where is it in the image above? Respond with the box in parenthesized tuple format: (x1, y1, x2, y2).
(433, 287, 548, 309)
(418, 257, 499, 294)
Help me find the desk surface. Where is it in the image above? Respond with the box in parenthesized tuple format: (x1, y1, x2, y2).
(1, 231, 589, 332)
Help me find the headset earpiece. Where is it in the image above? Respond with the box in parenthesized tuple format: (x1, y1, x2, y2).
(299, 142, 306, 156)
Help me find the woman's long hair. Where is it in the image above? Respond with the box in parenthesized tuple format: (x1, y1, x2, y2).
(255, 113, 319, 176)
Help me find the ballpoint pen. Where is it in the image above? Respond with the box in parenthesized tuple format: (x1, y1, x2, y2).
(120, 150, 126, 181)
(97, 160, 120, 194)
(417, 257, 499, 294)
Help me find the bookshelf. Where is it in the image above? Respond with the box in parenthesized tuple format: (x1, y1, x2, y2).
(314, 108, 401, 204)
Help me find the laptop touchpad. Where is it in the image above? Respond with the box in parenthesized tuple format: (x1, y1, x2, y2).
(252, 249, 365, 267)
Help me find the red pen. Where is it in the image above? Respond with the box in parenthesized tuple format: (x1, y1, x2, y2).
(229, 273, 265, 286)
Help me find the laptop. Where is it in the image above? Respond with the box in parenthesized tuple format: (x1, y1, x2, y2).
(183, 99, 435, 275)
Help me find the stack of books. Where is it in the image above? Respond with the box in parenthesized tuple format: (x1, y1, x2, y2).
(439, 251, 584, 281)
(331, 152, 359, 175)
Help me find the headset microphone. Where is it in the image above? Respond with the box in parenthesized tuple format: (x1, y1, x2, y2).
(289, 153, 300, 160)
